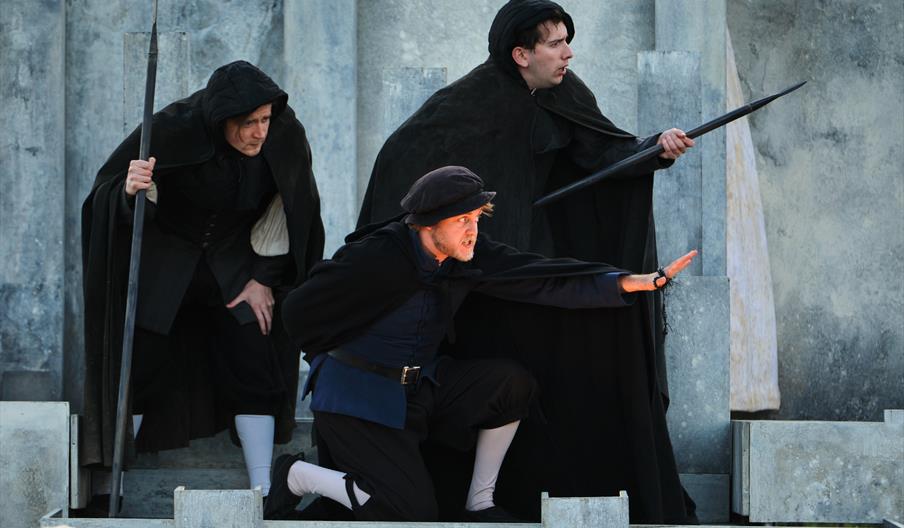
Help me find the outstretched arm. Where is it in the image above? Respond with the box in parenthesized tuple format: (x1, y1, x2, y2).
(618, 249, 697, 292)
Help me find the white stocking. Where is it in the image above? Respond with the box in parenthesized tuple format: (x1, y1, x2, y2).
(235, 414, 275, 496)
(287, 459, 370, 509)
(466, 420, 520, 511)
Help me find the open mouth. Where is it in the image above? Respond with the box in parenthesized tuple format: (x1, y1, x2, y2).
(462, 239, 474, 248)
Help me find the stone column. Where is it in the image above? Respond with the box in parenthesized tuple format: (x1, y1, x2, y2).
(642, 1, 731, 521)
(283, 0, 358, 257)
(0, 0, 66, 401)
(655, 0, 727, 276)
(639, 51, 703, 275)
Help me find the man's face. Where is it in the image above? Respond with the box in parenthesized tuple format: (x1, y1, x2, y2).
(424, 208, 484, 262)
(223, 103, 272, 157)
(513, 21, 574, 90)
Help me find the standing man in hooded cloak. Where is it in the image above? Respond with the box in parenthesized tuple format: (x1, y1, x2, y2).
(357, 1, 697, 523)
(80, 60, 324, 507)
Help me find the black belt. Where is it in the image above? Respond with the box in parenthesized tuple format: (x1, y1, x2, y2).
(327, 350, 421, 385)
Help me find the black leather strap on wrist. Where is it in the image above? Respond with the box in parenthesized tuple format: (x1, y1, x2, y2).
(653, 268, 670, 290)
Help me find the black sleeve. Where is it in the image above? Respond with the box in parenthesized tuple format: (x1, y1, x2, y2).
(569, 127, 674, 178)
(116, 179, 157, 226)
(252, 254, 292, 288)
(473, 272, 635, 309)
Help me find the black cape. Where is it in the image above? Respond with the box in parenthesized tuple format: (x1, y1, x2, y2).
(80, 61, 325, 467)
(357, 2, 694, 523)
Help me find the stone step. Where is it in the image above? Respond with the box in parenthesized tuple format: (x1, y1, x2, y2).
(130, 419, 314, 469)
(109, 420, 317, 518)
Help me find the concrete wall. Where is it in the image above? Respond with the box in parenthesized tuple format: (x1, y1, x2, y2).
(728, 0, 904, 421)
(0, 0, 66, 401)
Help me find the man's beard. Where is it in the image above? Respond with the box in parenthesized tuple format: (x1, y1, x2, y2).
(432, 230, 475, 262)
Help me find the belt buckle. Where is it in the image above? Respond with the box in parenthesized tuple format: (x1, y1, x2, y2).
(401, 366, 421, 385)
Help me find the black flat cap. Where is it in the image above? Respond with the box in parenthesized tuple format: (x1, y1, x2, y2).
(401, 166, 496, 226)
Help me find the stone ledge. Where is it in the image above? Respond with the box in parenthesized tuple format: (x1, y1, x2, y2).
(732, 411, 904, 524)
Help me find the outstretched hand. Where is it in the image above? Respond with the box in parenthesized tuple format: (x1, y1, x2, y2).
(618, 249, 698, 293)
(226, 279, 275, 335)
(655, 249, 698, 288)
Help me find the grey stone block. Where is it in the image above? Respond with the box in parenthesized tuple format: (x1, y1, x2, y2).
(174, 487, 262, 528)
(679, 473, 729, 524)
(655, 0, 727, 277)
(0, 369, 57, 401)
(733, 412, 904, 523)
(121, 468, 250, 519)
(0, 402, 70, 527)
(0, 0, 65, 402)
(638, 51, 703, 277)
(662, 276, 731, 475)
(541, 491, 628, 528)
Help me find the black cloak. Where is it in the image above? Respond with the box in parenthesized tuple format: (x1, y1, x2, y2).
(80, 61, 325, 467)
(283, 219, 625, 358)
(357, 1, 695, 523)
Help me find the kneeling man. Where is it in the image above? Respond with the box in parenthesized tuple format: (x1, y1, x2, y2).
(271, 166, 696, 521)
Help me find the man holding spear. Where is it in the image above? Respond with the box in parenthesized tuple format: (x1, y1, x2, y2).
(80, 59, 324, 512)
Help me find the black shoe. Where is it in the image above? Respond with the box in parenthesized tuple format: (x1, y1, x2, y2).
(264, 452, 305, 520)
(461, 505, 523, 523)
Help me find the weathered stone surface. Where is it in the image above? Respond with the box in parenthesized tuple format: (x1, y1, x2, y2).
(174, 487, 262, 528)
(541, 491, 629, 528)
(733, 412, 904, 523)
(0, 402, 70, 527)
(662, 276, 731, 475)
(122, 32, 191, 136)
(728, 0, 904, 422)
(725, 30, 780, 412)
(638, 51, 703, 276)
(0, 369, 57, 401)
(41, 511, 173, 527)
(655, 0, 727, 277)
(0, 0, 65, 402)
(378, 68, 447, 141)
(679, 473, 729, 524)
(283, 0, 357, 256)
(118, 424, 314, 518)
(557, 0, 655, 133)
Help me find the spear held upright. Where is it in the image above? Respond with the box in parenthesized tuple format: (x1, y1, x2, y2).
(109, 0, 158, 517)
(532, 81, 806, 208)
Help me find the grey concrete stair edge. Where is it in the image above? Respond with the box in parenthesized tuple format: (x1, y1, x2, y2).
(44, 507, 870, 528)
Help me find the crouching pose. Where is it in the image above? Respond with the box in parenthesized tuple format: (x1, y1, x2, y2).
(271, 166, 695, 521)
(80, 61, 324, 507)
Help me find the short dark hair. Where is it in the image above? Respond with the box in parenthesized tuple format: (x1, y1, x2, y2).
(512, 11, 566, 51)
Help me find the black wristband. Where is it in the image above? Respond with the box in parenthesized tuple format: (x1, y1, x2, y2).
(653, 268, 670, 290)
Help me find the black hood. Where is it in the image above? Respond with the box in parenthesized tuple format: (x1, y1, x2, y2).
(201, 60, 288, 131)
(487, 0, 575, 78)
